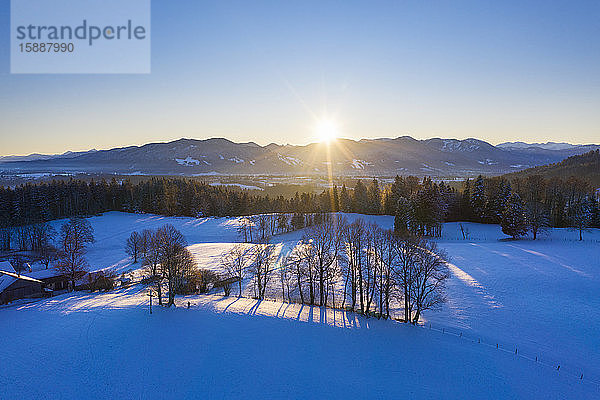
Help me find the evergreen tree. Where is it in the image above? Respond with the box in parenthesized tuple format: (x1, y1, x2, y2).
(332, 185, 340, 212)
(470, 175, 486, 222)
(393, 196, 412, 238)
(339, 184, 352, 212)
(501, 193, 528, 239)
(366, 178, 381, 214)
(352, 180, 368, 213)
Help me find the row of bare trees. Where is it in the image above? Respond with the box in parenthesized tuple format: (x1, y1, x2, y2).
(127, 225, 196, 307)
(221, 214, 449, 323)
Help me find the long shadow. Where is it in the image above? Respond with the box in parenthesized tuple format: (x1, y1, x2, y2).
(248, 299, 262, 316)
(275, 302, 284, 318)
(296, 304, 304, 321)
(319, 306, 327, 325)
(223, 297, 242, 313)
(344, 309, 359, 328)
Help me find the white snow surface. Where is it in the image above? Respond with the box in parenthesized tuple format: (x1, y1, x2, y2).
(209, 182, 263, 190)
(1, 287, 596, 399)
(1, 212, 599, 399)
(351, 159, 372, 169)
(175, 157, 201, 166)
(277, 154, 303, 166)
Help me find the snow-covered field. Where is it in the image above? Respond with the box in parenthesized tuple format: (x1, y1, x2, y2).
(1, 287, 596, 399)
(2, 212, 599, 399)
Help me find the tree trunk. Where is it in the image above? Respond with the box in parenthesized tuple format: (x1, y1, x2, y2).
(404, 287, 409, 323)
(157, 282, 163, 306)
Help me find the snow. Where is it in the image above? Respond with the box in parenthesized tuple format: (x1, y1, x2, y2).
(42, 212, 243, 275)
(0, 261, 17, 292)
(350, 159, 372, 169)
(498, 142, 580, 151)
(209, 182, 263, 190)
(1, 287, 596, 399)
(175, 157, 201, 166)
(1, 212, 599, 398)
(440, 139, 480, 152)
(228, 157, 244, 163)
(278, 154, 303, 166)
(426, 222, 600, 384)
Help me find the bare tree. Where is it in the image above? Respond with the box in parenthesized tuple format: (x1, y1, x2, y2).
(140, 229, 154, 260)
(250, 239, 276, 300)
(30, 222, 56, 252)
(344, 219, 367, 312)
(143, 229, 164, 305)
(220, 245, 251, 297)
(394, 236, 420, 323)
(255, 215, 270, 242)
(237, 217, 254, 243)
(126, 231, 143, 263)
(300, 214, 345, 306)
(372, 228, 396, 318)
(57, 217, 95, 290)
(285, 247, 306, 304)
(278, 256, 295, 303)
(156, 224, 190, 307)
(39, 243, 58, 269)
(410, 241, 449, 324)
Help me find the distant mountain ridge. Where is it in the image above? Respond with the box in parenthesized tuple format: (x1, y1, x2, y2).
(497, 141, 597, 151)
(0, 149, 98, 163)
(502, 149, 600, 187)
(1, 137, 598, 177)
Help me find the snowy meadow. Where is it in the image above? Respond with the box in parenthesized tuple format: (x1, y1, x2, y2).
(1, 211, 599, 399)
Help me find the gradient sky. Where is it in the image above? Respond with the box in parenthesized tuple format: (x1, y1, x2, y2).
(1, 0, 599, 155)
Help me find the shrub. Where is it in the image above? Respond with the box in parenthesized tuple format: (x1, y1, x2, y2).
(90, 272, 115, 292)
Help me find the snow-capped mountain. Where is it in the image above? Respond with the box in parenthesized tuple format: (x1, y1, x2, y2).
(1, 137, 598, 177)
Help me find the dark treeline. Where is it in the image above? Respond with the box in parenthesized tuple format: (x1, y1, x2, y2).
(0, 177, 453, 249)
(457, 174, 600, 239)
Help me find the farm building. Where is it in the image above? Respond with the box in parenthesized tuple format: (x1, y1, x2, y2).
(0, 261, 45, 304)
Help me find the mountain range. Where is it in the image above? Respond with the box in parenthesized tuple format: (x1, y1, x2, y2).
(1, 137, 599, 177)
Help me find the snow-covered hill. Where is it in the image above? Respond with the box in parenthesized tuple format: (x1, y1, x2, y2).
(2, 212, 599, 398)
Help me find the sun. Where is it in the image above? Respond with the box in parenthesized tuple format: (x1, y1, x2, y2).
(314, 119, 339, 143)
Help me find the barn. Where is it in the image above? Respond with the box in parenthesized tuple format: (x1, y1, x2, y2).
(0, 261, 45, 305)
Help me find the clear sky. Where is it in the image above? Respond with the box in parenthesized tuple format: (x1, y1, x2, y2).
(1, 0, 599, 155)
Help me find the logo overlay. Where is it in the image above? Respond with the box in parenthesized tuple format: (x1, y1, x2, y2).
(11, 0, 150, 74)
